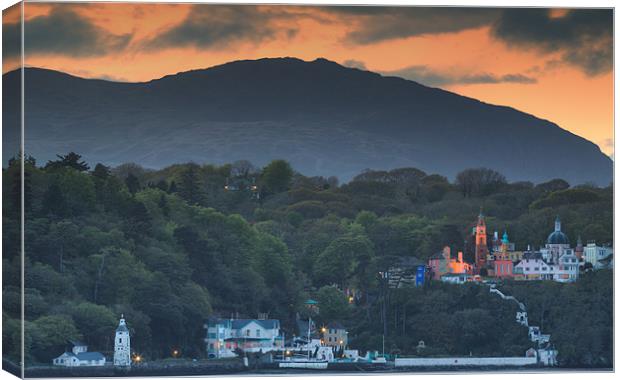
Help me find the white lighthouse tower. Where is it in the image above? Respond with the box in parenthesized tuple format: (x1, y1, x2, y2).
(114, 314, 131, 367)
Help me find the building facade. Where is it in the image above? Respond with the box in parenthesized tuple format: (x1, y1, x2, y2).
(474, 211, 488, 273)
(583, 242, 614, 269)
(52, 341, 105, 367)
(114, 315, 131, 367)
(205, 318, 284, 358)
(428, 246, 472, 280)
(322, 322, 348, 349)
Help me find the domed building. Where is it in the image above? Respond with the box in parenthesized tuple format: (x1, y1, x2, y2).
(541, 216, 572, 265)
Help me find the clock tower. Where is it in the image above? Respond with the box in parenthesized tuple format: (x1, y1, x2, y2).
(114, 314, 131, 367)
(474, 210, 488, 273)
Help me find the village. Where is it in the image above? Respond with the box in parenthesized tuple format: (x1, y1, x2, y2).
(47, 212, 613, 372)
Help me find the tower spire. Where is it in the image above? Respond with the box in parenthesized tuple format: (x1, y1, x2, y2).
(554, 215, 561, 232)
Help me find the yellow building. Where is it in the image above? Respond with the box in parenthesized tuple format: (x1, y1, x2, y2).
(321, 322, 347, 349)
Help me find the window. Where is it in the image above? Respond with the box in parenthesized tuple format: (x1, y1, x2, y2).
(119, 338, 122, 344)
(256, 329, 261, 337)
(246, 329, 250, 337)
(208, 333, 216, 339)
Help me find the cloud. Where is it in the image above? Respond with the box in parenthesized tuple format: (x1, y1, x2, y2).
(143, 5, 298, 50)
(330, 7, 611, 76)
(342, 59, 367, 70)
(491, 9, 613, 76)
(3, 7, 132, 59)
(324, 7, 501, 44)
(382, 65, 537, 87)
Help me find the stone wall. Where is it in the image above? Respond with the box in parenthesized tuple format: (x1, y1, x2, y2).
(395, 357, 537, 367)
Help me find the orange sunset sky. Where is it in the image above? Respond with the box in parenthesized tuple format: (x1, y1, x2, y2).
(2, 3, 613, 157)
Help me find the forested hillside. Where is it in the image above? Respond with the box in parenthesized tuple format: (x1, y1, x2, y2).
(2, 153, 613, 368)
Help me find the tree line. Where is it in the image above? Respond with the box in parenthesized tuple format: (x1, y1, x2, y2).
(2, 152, 613, 367)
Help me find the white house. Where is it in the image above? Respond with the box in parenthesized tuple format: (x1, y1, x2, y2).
(205, 318, 284, 359)
(513, 253, 555, 280)
(52, 341, 105, 367)
(583, 243, 614, 269)
(513, 249, 578, 283)
(553, 251, 579, 282)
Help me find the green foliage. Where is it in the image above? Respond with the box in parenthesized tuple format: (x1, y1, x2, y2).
(316, 286, 351, 322)
(313, 231, 375, 290)
(30, 315, 82, 362)
(261, 160, 294, 194)
(530, 188, 601, 209)
(177, 163, 206, 205)
(45, 152, 90, 172)
(456, 168, 507, 197)
(2, 154, 612, 367)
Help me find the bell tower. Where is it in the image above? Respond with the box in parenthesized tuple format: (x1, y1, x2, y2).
(114, 314, 131, 367)
(475, 210, 488, 273)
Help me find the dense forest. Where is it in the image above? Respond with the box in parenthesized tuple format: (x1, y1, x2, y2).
(2, 153, 613, 368)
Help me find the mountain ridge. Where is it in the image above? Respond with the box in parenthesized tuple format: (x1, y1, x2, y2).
(2, 57, 612, 184)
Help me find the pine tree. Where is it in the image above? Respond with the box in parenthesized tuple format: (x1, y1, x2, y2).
(177, 164, 206, 205)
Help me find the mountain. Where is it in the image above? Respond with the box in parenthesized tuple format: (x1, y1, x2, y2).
(2, 57, 612, 184)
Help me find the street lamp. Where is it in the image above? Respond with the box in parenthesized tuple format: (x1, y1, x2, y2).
(132, 353, 142, 364)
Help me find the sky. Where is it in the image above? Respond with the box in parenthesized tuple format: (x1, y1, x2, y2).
(2, 3, 614, 157)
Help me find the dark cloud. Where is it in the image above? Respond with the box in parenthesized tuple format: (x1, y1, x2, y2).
(2, 14, 21, 59)
(3, 7, 132, 59)
(491, 9, 613, 75)
(324, 7, 501, 44)
(330, 7, 611, 76)
(382, 65, 537, 87)
(143, 5, 298, 50)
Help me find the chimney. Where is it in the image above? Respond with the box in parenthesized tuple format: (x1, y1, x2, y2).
(458, 251, 463, 263)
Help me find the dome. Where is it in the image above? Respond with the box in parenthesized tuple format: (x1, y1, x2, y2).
(547, 231, 569, 245)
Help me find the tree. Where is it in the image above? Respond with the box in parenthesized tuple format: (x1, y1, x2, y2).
(230, 160, 257, 178)
(456, 168, 507, 197)
(92, 163, 111, 180)
(261, 160, 294, 194)
(42, 182, 65, 217)
(313, 232, 375, 289)
(45, 152, 90, 172)
(536, 178, 570, 193)
(49, 221, 79, 273)
(125, 173, 141, 195)
(177, 163, 206, 205)
(31, 315, 81, 362)
(70, 302, 117, 349)
(316, 285, 350, 322)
